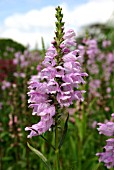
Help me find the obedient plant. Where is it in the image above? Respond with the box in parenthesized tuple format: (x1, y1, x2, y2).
(96, 113, 114, 169)
(25, 6, 87, 169)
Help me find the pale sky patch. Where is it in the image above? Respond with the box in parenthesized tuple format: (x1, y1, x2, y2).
(0, 0, 114, 49)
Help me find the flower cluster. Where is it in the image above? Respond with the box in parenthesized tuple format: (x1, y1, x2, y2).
(78, 37, 114, 103)
(97, 121, 114, 136)
(96, 114, 114, 169)
(13, 49, 41, 68)
(96, 138, 114, 169)
(78, 38, 99, 67)
(1, 80, 11, 90)
(25, 29, 87, 138)
(25, 7, 87, 138)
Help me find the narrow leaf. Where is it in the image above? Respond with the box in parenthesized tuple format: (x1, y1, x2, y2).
(58, 114, 69, 149)
(92, 163, 100, 170)
(27, 142, 51, 170)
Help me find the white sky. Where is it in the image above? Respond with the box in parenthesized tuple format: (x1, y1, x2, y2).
(0, 0, 114, 49)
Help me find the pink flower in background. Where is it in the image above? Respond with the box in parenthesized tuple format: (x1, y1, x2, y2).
(1, 80, 11, 90)
(13, 49, 41, 68)
(8, 115, 18, 128)
(0, 102, 2, 110)
(102, 40, 111, 48)
(106, 87, 111, 93)
(97, 114, 114, 169)
(91, 121, 97, 129)
(13, 72, 26, 78)
(96, 138, 114, 169)
(97, 122, 114, 136)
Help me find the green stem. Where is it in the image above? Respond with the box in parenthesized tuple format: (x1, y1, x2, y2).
(78, 140, 82, 170)
(55, 122, 60, 170)
(41, 135, 55, 150)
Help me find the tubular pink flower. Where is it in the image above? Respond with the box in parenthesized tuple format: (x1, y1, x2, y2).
(97, 122, 114, 136)
(97, 114, 114, 169)
(96, 138, 114, 169)
(25, 29, 88, 138)
(63, 29, 76, 39)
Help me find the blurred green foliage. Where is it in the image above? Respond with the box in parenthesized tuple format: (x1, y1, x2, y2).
(0, 38, 26, 59)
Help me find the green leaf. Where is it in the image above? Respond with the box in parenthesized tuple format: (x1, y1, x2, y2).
(2, 157, 13, 161)
(87, 97, 97, 113)
(27, 142, 52, 170)
(92, 163, 100, 170)
(7, 167, 13, 170)
(58, 114, 69, 150)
